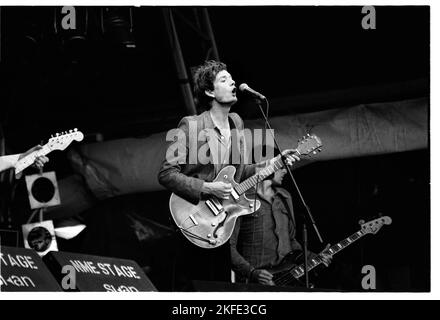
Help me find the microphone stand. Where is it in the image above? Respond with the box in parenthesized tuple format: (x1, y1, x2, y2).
(254, 98, 324, 289)
(303, 224, 309, 289)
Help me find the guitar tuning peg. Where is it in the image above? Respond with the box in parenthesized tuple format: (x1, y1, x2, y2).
(56, 133, 59, 137)
(74, 128, 78, 131)
(69, 129, 73, 133)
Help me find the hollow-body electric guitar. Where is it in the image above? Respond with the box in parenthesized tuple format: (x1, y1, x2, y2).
(169, 134, 322, 249)
(268, 216, 392, 287)
(14, 129, 84, 177)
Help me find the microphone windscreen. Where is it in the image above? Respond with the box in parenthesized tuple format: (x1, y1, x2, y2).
(239, 83, 249, 92)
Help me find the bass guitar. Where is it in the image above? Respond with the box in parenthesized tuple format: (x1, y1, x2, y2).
(169, 134, 322, 249)
(269, 216, 392, 287)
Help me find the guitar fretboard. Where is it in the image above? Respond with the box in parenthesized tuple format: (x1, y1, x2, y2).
(15, 144, 51, 174)
(235, 154, 294, 195)
(291, 229, 367, 279)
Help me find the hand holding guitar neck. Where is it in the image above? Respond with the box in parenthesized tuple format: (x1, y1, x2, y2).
(273, 149, 301, 167)
(14, 129, 84, 177)
(319, 244, 333, 267)
(19, 145, 49, 170)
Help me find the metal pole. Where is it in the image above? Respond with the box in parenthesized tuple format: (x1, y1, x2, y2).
(0, 7, 2, 64)
(162, 8, 197, 115)
(201, 8, 220, 61)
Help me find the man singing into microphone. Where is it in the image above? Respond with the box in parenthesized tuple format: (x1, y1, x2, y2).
(158, 60, 299, 290)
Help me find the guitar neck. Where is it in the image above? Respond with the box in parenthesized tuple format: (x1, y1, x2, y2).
(14, 144, 51, 174)
(292, 229, 367, 279)
(235, 151, 299, 195)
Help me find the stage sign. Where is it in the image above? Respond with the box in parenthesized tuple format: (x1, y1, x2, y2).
(0, 246, 62, 291)
(44, 251, 157, 292)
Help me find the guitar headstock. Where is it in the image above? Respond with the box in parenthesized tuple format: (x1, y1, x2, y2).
(47, 128, 84, 151)
(296, 134, 323, 156)
(361, 216, 392, 234)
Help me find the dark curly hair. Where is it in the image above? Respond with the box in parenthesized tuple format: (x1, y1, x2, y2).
(192, 60, 227, 113)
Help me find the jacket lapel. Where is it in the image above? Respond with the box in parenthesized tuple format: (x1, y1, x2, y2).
(199, 111, 219, 168)
(199, 111, 247, 173)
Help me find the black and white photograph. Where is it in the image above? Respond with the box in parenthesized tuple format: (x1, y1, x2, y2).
(0, 2, 431, 301)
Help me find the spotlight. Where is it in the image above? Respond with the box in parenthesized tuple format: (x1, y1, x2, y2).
(53, 6, 88, 62)
(101, 7, 136, 49)
(14, 7, 48, 62)
(54, 6, 88, 43)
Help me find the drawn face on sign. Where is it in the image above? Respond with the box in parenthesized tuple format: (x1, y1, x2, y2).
(27, 226, 52, 252)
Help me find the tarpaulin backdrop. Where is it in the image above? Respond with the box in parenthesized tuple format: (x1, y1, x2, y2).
(45, 97, 428, 221)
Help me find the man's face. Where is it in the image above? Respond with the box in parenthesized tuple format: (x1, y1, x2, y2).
(207, 70, 237, 106)
(272, 168, 287, 187)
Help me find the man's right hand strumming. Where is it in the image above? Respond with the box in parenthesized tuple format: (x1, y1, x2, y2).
(202, 181, 233, 199)
(251, 269, 275, 286)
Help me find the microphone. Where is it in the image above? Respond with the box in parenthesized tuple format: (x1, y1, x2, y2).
(239, 83, 266, 100)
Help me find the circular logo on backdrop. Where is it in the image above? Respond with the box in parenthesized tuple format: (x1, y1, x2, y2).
(27, 226, 52, 252)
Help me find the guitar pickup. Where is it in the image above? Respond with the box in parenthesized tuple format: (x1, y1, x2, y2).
(206, 198, 224, 216)
(210, 197, 223, 211)
(231, 188, 239, 200)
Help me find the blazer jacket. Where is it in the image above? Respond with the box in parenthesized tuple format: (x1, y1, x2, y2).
(158, 110, 267, 204)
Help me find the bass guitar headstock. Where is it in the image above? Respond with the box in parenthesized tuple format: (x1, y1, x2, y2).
(361, 216, 392, 234)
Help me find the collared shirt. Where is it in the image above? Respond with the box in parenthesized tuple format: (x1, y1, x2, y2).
(230, 187, 303, 279)
(214, 128, 231, 164)
(208, 112, 233, 176)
